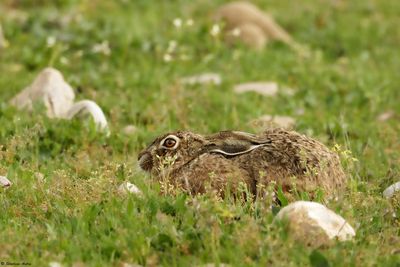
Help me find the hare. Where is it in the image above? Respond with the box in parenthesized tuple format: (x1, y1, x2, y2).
(138, 129, 346, 199)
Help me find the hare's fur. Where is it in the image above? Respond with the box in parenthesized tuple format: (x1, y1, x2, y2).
(138, 129, 346, 199)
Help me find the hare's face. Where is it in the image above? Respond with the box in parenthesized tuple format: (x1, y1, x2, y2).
(138, 131, 207, 174)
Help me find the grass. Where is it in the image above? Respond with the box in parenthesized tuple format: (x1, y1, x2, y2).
(0, 0, 399, 266)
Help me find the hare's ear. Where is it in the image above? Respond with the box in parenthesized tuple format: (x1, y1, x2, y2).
(230, 131, 273, 144)
(205, 131, 272, 156)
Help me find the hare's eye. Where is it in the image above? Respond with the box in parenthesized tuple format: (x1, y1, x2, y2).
(163, 138, 177, 148)
(160, 135, 180, 149)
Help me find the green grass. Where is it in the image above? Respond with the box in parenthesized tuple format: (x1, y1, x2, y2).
(0, 0, 399, 266)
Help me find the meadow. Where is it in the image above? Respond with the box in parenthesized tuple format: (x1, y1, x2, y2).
(0, 0, 399, 266)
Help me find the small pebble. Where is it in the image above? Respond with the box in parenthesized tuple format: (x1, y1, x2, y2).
(250, 115, 295, 129)
(121, 263, 143, 267)
(123, 125, 138, 135)
(0, 176, 12, 188)
(234, 82, 278, 96)
(180, 73, 221, 86)
(377, 110, 395, 122)
(118, 182, 142, 195)
(49, 262, 63, 267)
(383, 181, 400, 198)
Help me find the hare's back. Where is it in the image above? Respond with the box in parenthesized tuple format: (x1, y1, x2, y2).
(235, 129, 346, 196)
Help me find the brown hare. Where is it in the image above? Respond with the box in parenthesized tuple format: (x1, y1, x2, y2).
(138, 129, 346, 199)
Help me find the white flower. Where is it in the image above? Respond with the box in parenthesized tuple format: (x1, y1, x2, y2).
(74, 50, 84, 58)
(173, 18, 182, 28)
(186, 19, 194, 26)
(60, 56, 69, 65)
(167, 40, 177, 53)
(46, 36, 56, 47)
(92, 41, 111, 56)
(163, 53, 172, 62)
(210, 24, 221, 36)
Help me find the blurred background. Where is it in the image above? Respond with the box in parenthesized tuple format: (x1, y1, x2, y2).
(1, 0, 399, 176)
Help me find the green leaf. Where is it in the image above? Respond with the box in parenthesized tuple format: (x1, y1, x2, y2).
(151, 233, 174, 251)
(277, 186, 288, 207)
(271, 205, 281, 216)
(309, 250, 330, 267)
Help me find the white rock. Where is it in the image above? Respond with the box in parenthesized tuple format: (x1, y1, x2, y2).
(225, 23, 267, 50)
(66, 100, 108, 131)
(10, 68, 109, 133)
(10, 68, 75, 118)
(214, 2, 293, 44)
(214, 2, 311, 55)
(234, 82, 278, 96)
(181, 73, 221, 85)
(250, 114, 295, 129)
(275, 201, 355, 246)
(118, 182, 142, 195)
(383, 182, 400, 198)
(0, 176, 12, 188)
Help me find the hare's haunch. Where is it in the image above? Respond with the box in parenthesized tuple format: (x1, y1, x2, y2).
(138, 129, 346, 199)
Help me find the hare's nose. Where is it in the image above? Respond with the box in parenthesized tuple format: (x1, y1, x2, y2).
(138, 150, 146, 161)
(138, 151, 153, 171)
